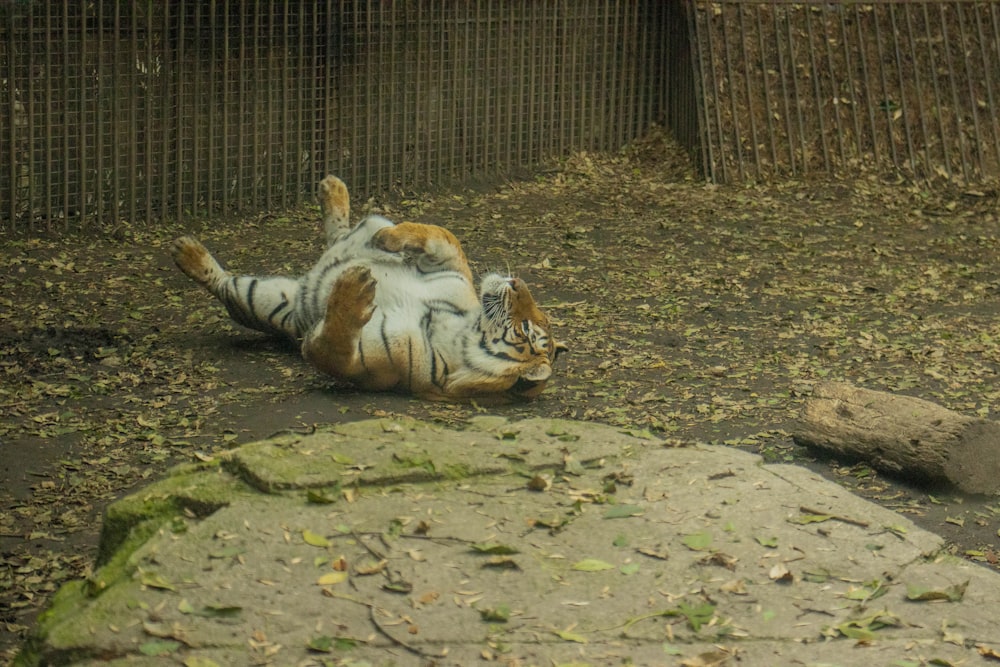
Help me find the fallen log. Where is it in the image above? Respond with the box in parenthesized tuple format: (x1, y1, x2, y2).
(793, 381, 1000, 495)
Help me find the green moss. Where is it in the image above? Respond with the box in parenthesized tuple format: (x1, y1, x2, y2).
(97, 466, 252, 565)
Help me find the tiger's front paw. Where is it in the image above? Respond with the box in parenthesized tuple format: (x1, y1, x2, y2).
(328, 265, 377, 327)
(171, 236, 224, 286)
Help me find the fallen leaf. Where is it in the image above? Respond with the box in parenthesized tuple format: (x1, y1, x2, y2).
(317, 571, 349, 586)
(905, 579, 968, 602)
(682, 531, 713, 552)
(603, 504, 643, 519)
(302, 529, 330, 548)
(571, 558, 615, 572)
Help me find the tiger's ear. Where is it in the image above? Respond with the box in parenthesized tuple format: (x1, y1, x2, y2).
(553, 341, 568, 362)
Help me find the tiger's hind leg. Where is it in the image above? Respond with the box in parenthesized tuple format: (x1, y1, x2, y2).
(372, 222, 474, 283)
(171, 236, 303, 340)
(317, 175, 351, 247)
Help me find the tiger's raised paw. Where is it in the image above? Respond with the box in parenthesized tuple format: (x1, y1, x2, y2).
(317, 175, 351, 245)
(171, 236, 226, 287)
(328, 265, 377, 327)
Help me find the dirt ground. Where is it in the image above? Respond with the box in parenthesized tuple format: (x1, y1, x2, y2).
(3, 129, 1000, 662)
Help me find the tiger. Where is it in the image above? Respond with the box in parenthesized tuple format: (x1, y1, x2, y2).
(170, 175, 566, 400)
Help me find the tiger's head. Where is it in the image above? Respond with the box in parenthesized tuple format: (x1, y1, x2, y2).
(479, 274, 567, 398)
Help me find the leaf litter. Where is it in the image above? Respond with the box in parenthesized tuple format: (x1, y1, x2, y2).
(5, 126, 1000, 658)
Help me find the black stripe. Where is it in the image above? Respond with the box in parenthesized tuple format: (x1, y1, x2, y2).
(479, 333, 520, 362)
(222, 280, 256, 329)
(431, 349, 449, 390)
(246, 278, 259, 318)
(309, 260, 343, 317)
(425, 299, 466, 316)
(358, 338, 368, 372)
(380, 317, 394, 366)
(267, 292, 290, 325)
(406, 337, 413, 391)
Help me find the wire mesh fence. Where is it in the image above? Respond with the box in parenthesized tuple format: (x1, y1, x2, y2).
(0, 0, 668, 232)
(5, 1, 997, 233)
(692, 0, 1000, 184)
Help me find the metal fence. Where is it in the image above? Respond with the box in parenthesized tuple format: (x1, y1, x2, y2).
(0, 1, 670, 232)
(4, 1, 997, 233)
(693, 0, 1000, 184)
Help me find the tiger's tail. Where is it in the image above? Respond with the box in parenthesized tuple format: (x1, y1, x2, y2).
(171, 236, 303, 340)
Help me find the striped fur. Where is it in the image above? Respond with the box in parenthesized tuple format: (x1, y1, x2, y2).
(170, 176, 565, 400)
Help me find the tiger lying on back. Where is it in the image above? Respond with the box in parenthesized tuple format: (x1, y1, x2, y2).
(170, 176, 565, 400)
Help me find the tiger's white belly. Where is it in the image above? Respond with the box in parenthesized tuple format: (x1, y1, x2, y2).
(296, 216, 482, 392)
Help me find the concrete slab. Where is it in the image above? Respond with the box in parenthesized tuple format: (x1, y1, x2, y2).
(15, 417, 1000, 666)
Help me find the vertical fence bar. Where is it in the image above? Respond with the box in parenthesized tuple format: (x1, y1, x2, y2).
(386, 0, 398, 190)
(754, 7, 778, 175)
(205, 0, 215, 214)
(837, 7, 864, 167)
(4, 9, 13, 226)
(144, 0, 153, 224)
(284, 0, 291, 202)
(919, 3, 951, 177)
(892, 6, 928, 175)
(128, 0, 138, 225)
(721, 5, 746, 179)
(43, 1, 54, 227)
(871, 6, 898, 170)
(939, 3, 969, 180)
(110, 0, 120, 225)
(161, 1, 173, 223)
(24, 4, 34, 228)
(819, 7, 847, 166)
(736, 4, 760, 178)
(974, 4, 1000, 171)
(175, 0, 185, 221)
(852, 5, 883, 169)
(954, 4, 982, 178)
(237, 1, 248, 212)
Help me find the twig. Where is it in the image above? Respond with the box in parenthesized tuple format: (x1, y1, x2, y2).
(799, 506, 870, 528)
(368, 606, 437, 659)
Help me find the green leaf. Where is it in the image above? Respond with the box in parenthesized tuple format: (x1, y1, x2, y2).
(681, 531, 713, 551)
(845, 580, 888, 601)
(905, 579, 968, 602)
(677, 601, 716, 631)
(470, 542, 519, 555)
(603, 504, 643, 519)
(571, 558, 615, 572)
(619, 562, 640, 576)
(317, 571, 349, 586)
(207, 546, 245, 559)
(139, 640, 180, 656)
(178, 599, 242, 618)
(555, 629, 588, 643)
(303, 529, 330, 548)
(479, 604, 510, 622)
(307, 635, 334, 653)
(139, 571, 176, 591)
(307, 487, 339, 504)
(307, 634, 360, 653)
(662, 642, 683, 655)
(755, 535, 778, 548)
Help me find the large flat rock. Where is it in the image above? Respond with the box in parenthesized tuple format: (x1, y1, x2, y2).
(16, 417, 1000, 666)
